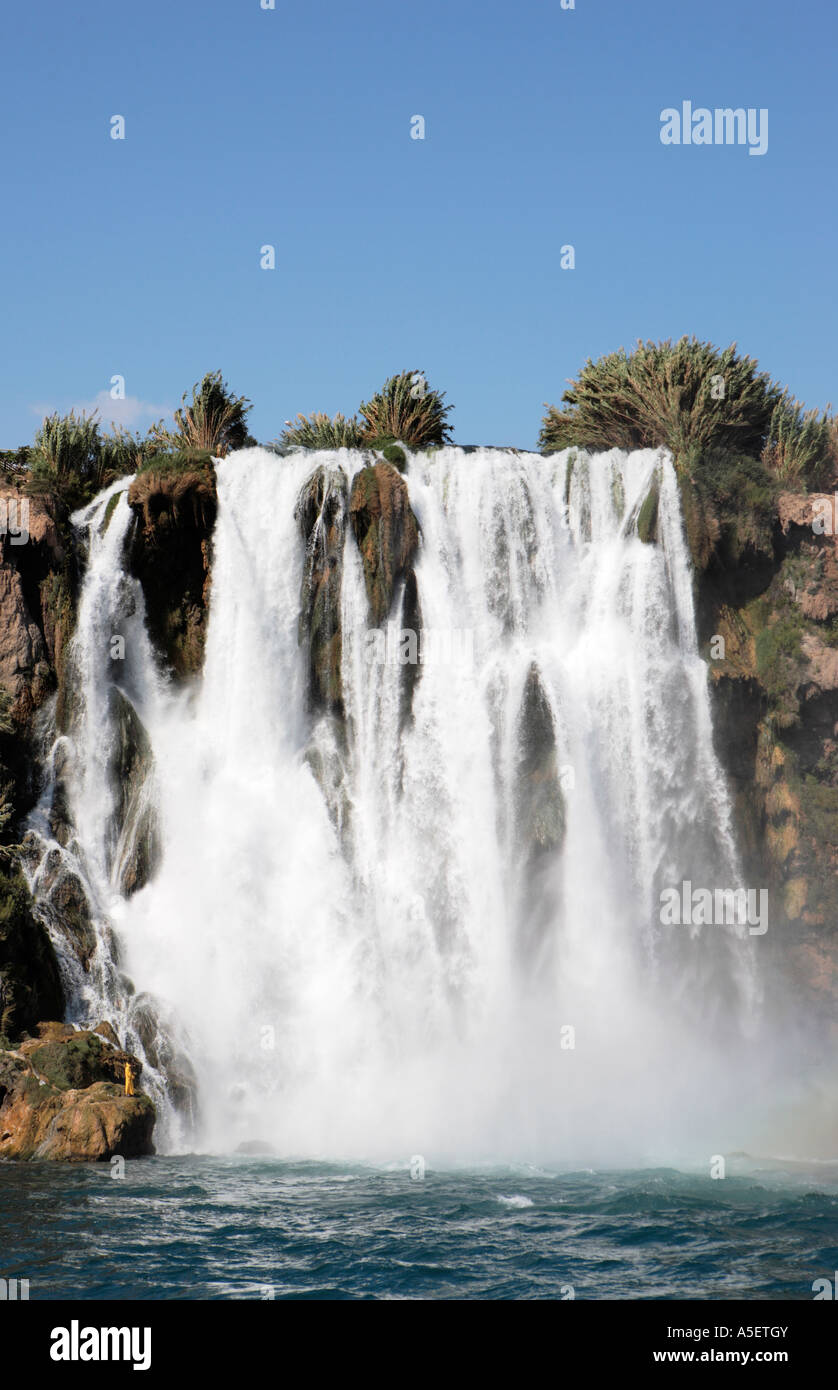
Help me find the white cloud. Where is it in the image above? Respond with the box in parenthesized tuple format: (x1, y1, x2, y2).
(29, 392, 174, 432)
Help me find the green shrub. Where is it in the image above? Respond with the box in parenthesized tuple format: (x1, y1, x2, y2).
(755, 610, 804, 725)
(359, 371, 453, 448)
(540, 338, 785, 463)
(150, 371, 251, 456)
(26, 410, 106, 509)
(761, 397, 834, 488)
(682, 445, 776, 516)
(378, 442, 407, 470)
(278, 411, 364, 450)
(99, 427, 151, 478)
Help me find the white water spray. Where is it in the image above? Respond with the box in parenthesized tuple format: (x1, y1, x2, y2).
(29, 446, 768, 1164)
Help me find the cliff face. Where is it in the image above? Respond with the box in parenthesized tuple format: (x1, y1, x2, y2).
(296, 465, 348, 713)
(685, 477, 838, 1023)
(0, 486, 73, 727)
(127, 466, 217, 679)
(0, 485, 72, 1040)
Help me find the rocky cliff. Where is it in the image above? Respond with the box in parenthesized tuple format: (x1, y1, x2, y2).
(127, 462, 217, 679)
(683, 472, 838, 1026)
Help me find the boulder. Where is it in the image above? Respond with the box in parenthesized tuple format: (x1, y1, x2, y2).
(0, 1026, 154, 1161)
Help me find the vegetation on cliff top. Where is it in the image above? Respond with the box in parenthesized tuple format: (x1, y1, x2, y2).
(149, 371, 253, 457)
(540, 337, 835, 492)
(280, 411, 364, 451)
(17, 373, 250, 513)
(279, 370, 454, 452)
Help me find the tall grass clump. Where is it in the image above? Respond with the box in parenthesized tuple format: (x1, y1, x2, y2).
(26, 410, 108, 508)
(278, 412, 364, 450)
(541, 337, 836, 492)
(761, 398, 835, 488)
(358, 370, 454, 448)
(540, 338, 785, 463)
(150, 371, 252, 456)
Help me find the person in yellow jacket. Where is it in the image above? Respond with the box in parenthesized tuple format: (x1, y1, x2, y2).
(124, 1062, 135, 1096)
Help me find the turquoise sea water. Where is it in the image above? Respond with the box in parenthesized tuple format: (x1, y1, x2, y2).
(1, 1158, 837, 1300)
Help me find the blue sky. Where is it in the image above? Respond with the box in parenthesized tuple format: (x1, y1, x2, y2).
(1, 0, 835, 450)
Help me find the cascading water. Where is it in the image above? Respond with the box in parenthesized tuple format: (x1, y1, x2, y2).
(28, 445, 773, 1164)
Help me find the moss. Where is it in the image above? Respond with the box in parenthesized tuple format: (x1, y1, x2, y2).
(563, 451, 576, 508)
(636, 480, 659, 544)
(29, 1033, 110, 1090)
(380, 443, 407, 471)
(136, 448, 214, 478)
(609, 460, 625, 517)
(799, 777, 838, 846)
(755, 610, 804, 723)
(101, 491, 121, 533)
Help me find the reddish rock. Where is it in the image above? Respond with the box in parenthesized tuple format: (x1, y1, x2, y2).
(0, 1027, 154, 1161)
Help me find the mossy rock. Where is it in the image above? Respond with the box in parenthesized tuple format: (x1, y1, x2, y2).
(28, 1033, 112, 1090)
(296, 466, 348, 713)
(349, 463, 420, 626)
(136, 448, 214, 478)
(637, 480, 659, 544)
(379, 443, 407, 471)
(101, 491, 121, 534)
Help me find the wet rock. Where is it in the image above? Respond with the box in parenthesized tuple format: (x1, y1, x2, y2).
(296, 466, 348, 713)
(349, 462, 420, 626)
(127, 466, 217, 679)
(38, 857, 97, 971)
(0, 1027, 154, 1161)
(0, 566, 49, 708)
(515, 664, 565, 860)
(109, 690, 160, 896)
(0, 867, 64, 1043)
(635, 477, 659, 544)
(130, 994, 197, 1122)
(93, 1020, 121, 1048)
(21, 1028, 141, 1091)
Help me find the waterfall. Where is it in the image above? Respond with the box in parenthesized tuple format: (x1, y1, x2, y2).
(28, 445, 766, 1164)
